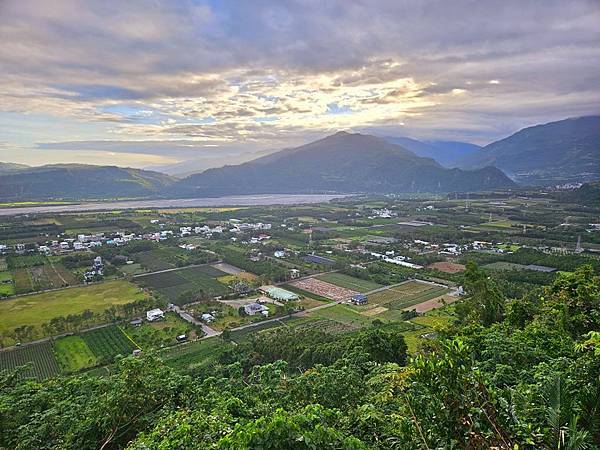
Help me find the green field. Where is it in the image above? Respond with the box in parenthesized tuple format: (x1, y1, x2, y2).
(82, 326, 137, 360)
(0, 281, 149, 344)
(123, 312, 192, 350)
(54, 335, 97, 373)
(0, 341, 60, 380)
(13, 268, 33, 294)
(387, 286, 450, 310)
(315, 273, 382, 292)
(135, 266, 229, 304)
(161, 336, 230, 371)
(310, 304, 371, 329)
(483, 262, 529, 271)
(53, 326, 137, 374)
(367, 281, 432, 305)
(0, 271, 14, 296)
(6, 254, 47, 269)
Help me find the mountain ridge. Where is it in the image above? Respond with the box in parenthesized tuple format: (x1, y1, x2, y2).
(171, 131, 515, 196)
(384, 136, 481, 167)
(458, 115, 600, 184)
(0, 164, 175, 201)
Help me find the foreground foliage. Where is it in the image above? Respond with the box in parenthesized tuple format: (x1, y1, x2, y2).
(0, 265, 598, 449)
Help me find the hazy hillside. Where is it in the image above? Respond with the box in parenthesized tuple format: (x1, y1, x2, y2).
(0, 162, 29, 173)
(459, 116, 600, 184)
(0, 164, 175, 201)
(556, 181, 600, 206)
(172, 131, 515, 196)
(385, 137, 481, 167)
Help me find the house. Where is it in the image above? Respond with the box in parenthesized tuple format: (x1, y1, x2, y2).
(351, 294, 368, 305)
(243, 302, 269, 316)
(289, 268, 301, 279)
(201, 313, 215, 323)
(146, 308, 165, 322)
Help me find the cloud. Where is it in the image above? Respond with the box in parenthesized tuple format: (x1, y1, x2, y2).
(0, 0, 599, 165)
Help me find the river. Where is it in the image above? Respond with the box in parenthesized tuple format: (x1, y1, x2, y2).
(0, 194, 350, 217)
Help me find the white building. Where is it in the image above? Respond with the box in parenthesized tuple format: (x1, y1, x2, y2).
(146, 308, 165, 322)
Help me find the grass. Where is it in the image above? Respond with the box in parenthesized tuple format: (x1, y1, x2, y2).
(367, 281, 432, 305)
(483, 262, 529, 271)
(315, 273, 382, 292)
(0, 280, 149, 344)
(120, 263, 145, 276)
(161, 336, 230, 371)
(13, 268, 33, 294)
(310, 304, 371, 329)
(0, 341, 60, 380)
(54, 335, 97, 373)
(387, 286, 450, 310)
(6, 254, 47, 269)
(0, 271, 14, 296)
(123, 313, 193, 350)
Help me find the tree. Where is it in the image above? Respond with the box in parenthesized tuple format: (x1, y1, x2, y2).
(460, 261, 505, 326)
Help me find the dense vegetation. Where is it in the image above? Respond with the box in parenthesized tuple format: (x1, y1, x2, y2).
(1, 264, 598, 449)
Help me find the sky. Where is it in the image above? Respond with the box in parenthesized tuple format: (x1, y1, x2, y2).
(1, 0, 599, 172)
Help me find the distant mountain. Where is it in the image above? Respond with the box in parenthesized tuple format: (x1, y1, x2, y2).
(459, 116, 600, 185)
(385, 137, 481, 167)
(0, 164, 175, 201)
(147, 149, 276, 177)
(0, 162, 29, 173)
(171, 131, 515, 196)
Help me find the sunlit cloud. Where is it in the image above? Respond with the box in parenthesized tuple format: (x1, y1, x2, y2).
(0, 0, 598, 168)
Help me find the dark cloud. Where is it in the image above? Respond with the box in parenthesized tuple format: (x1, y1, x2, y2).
(0, 0, 599, 167)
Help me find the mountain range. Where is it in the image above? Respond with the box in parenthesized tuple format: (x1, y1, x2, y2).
(384, 137, 481, 167)
(1, 115, 598, 201)
(171, 132, 514, 197)
(0, 164, 174, 201)
(458, 116, 600, 184)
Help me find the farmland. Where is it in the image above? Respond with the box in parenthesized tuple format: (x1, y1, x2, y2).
(82, 326, 137, 361)
(0, 341, 60, 380)
(315, 272, 382, 292)
(28, 262, 78, 291)
(365, 281, 450, 310)
(13, 268, 33, 294)
(0, 271, 14, 296)
(0, 280, 149, 345)
(54, 335, 97, 372)
(290, 277, 358, 301)
(135, 264, 230, 304)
